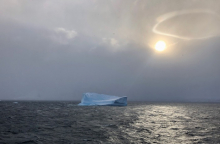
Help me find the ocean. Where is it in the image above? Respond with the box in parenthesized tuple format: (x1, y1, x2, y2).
(0, 101, 220, 144)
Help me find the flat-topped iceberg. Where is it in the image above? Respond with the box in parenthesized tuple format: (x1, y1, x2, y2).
(78, 93, 127, 106)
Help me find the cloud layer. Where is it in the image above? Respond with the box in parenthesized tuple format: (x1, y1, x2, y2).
(0, 0, 220, 101)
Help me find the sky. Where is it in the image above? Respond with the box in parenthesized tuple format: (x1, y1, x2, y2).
(0, 0, 220, 101)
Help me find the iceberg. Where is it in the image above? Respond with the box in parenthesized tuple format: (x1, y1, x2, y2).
(78, 93, 127, 106)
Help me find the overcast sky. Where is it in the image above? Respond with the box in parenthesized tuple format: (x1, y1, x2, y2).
(0, 0, 220, 101)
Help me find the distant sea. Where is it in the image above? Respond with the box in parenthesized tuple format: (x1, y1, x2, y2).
(0, 101, 220, 143)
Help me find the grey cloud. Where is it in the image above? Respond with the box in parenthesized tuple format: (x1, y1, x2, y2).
(0, 20, 152, 100)
(0, 0, 220, 102)
(51, 27, 77, 45)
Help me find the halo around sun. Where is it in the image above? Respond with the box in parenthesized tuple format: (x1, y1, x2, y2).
(155, 41, 166, 51)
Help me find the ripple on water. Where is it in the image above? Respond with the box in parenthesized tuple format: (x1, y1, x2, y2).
(0, 102, 219, 143)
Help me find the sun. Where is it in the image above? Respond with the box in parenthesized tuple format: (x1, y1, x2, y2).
(155, 41, 166, 51)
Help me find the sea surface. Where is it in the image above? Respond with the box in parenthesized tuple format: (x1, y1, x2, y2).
(0, 101, 220, 144)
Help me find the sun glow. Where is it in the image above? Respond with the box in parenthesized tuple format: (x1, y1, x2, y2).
(155, 41, 166, 51)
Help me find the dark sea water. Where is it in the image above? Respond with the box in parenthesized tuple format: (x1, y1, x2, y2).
(0, 101, 220, 144)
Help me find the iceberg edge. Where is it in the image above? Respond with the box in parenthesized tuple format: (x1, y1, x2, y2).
(78, 93, 127, 106)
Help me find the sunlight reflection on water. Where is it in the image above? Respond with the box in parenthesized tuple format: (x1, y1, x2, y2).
(120, 103, 220, 143)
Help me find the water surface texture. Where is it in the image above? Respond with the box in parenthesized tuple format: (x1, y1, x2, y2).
(0, 102, 220, 143)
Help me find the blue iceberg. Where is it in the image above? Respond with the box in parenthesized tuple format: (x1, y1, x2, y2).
(78, 93, 127, 106)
